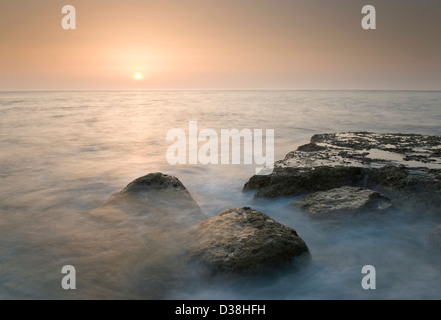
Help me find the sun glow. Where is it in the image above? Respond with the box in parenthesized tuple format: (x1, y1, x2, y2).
(133, 72, 144, 80)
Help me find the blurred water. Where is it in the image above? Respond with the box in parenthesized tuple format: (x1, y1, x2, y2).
(0, 90, 441, 299)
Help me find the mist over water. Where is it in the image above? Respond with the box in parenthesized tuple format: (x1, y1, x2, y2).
(1, 90, 441, 299)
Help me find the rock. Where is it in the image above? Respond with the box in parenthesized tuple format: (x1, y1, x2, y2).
(104, 172, 197, 206)
(85, 173, 208, 298)
(186, 207, 309, 273)
(292, 186, 393, 217)
(115, 172, 191, 194)
(243, 132, 441, 214)
(93, 172, 206, 229)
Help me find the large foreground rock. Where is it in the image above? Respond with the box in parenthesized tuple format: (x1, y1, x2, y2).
(187, 207, 309, 273)
(293, 186, 393, 217)
(244, 132, 441, 214)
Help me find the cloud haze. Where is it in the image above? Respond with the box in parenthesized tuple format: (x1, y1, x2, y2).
(1, 0, 440, 90)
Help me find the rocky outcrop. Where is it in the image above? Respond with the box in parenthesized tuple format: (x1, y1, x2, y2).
(88, 174, 309, 288)
(186, 207, 309, 273)
(244, 132, 441, 214)
(292, 186, 393, 217)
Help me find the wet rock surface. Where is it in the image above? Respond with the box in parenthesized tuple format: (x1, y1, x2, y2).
(186, 207, 309, 273)
(244, 132, 441, 214)
(293, 186, 393, 217)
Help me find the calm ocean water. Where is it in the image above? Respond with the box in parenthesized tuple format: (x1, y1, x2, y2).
(1, 90, 441, 299)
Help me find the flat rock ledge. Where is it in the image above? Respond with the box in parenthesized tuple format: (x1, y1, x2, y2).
(292, 186, 393, 217)
(186, 207, 309, 274)
(244, 132, 441, 214)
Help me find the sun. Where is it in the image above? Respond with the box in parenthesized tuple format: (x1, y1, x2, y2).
(133, 72, 144, 80)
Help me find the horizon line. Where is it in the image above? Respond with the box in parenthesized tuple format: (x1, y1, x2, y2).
(1, 88, 441, 93)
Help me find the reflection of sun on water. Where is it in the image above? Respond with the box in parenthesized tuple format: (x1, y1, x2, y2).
(133, 72, 144, 80)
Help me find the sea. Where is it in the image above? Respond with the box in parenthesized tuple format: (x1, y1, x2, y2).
(1, 90, 441, 299)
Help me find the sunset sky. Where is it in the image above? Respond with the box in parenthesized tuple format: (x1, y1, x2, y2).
(1, 0, 440, 90)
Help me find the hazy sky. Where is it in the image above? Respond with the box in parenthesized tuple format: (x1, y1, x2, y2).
(1, 0, 440, 90)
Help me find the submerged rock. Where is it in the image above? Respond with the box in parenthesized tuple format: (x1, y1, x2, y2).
(85, 172, 208, 298)
(187, 207, 309, 273)
(244, 132, 441, 214)
(292, 186, 393, 217)
(93, 172, 206, 228)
